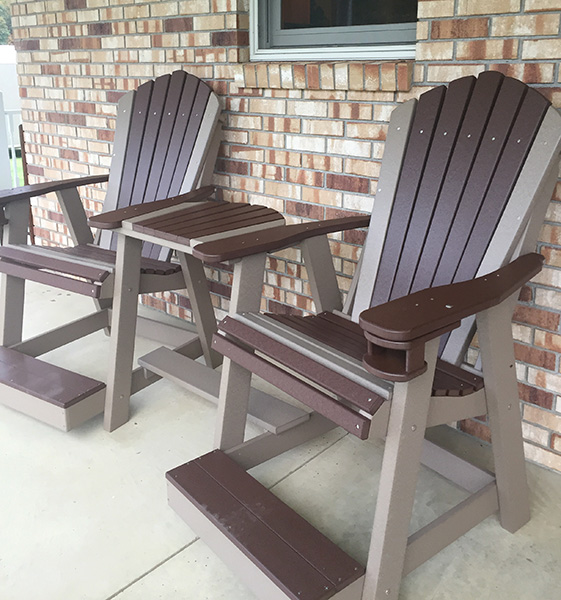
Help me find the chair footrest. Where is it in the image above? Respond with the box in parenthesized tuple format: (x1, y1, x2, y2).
(167, 450, 364, 600)
(0, 346, 105, 430)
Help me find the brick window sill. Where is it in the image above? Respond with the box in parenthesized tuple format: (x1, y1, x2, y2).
(234, 61, 414, 93)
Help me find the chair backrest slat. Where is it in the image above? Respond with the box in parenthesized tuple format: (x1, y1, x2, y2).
(115, 79, 154, 211)
(142, 70, 189, 205)
(451, 86, 550, 285)
(129, 74, 171, 207)
(428, 77, 544, 290)
(387, 75, 476, 301)
(154, 73, 204, 201)
(370, 85, 445, 307)
(167, 83, 213, 197)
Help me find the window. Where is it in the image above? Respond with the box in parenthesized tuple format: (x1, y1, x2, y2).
(251, 0, 418, 61)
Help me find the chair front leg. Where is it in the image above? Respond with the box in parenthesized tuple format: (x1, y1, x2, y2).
(363, 337, 439, 600)
(477, 296, 530, 533)
(0, 199, 30, 346)
(104, 234, 142, 431)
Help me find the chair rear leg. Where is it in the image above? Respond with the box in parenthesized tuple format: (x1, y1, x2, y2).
(0, 200, 30, 346)
(363, 338, 439, 600)
(214, 356, 253, 450)
(477, 300, 530, 533)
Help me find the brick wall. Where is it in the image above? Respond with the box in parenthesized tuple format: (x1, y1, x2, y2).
(10, 0, 561, 472)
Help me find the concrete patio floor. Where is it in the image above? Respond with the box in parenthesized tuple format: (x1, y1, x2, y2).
(1, 282, 560, 600)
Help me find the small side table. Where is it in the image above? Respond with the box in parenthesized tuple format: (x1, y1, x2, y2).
(99, 197, 309, 432)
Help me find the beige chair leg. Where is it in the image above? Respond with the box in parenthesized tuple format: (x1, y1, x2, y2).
(0, 199, 30, 346)
(477, 299, 531, 533)
(362, 338, 439, 600)
(214, 253, 268, 450)
(178, 252, 221, 369)
(104, 234, 142, 432)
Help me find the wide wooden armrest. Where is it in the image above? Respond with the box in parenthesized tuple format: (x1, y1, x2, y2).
(0, 174, 109, 206)
(358, 253, 544, 382)
(192, 215, 370, 263)
(88, 186, 216, 229)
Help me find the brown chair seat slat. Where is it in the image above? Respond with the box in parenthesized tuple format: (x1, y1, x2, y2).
(58, 245, 181, 276)
(220, 316, 384, 415)
(0, 244, 181, 278)
(266, 312, 483, 396)
(167, 450, 365, 600)
(0, 346, 105, 408)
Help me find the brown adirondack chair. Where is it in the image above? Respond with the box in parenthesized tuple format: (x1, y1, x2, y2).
(0, 70, 285, 432)
(165, 72, 561, 600)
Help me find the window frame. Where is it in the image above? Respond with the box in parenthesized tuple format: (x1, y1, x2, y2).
(250, 0, 417, 62)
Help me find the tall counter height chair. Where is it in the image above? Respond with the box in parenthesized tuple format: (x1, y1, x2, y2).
(165, 72, 561, 600)
(0, 70, 289, 432)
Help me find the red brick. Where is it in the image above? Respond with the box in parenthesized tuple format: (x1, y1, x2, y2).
(326, 174, 369, 194)
(41, 65, 61, 75)
(88, 23, 112, 36)
(514, 343, 556, 370)
(431, 18, 489, 39)
(519, 285, 533, 302)
(164, 17, 193, 32)
(285, 201, 324, 220)
(518, 383, 554, 410)
(216, 159, 249, 176)
(65, 0, 86, 8)
(212, 31, 249, 46)
(513, 305, 560, 331)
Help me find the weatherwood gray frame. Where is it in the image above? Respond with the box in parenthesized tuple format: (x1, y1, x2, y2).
(0, 72, 223, 432)
(166, 74, 561, 600)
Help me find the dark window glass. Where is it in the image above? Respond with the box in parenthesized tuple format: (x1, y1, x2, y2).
(281, 0, 418, 30)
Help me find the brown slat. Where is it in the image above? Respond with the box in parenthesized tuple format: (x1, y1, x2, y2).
(452, 86, 550, 284)
(130, 74, 171, 206)
(409, 71, 505, 296)
(370, 84, 446, 307)
(142, 70, 188, 205)
(192, 450, 365, 592)
(88, 186, 215, 230)
(389, 76, 477, 301)
(219, 316, 384, 414)
(269, 314, 367, 362)
(192, 216, 367, 264)
(0, 245, 110, 283)
(166, 459, 342, 600)
(168, 82, 212, 196)
(155, 75, 202, 200)
(116, 79, 154, 211)
(132, 203, 283, 244)
(436, 359, 484, 391)
(431, 75, 530, 288)
(0, 346, 105, 408)
(53, 244, 181, 276)
(177, 207, 281, 240)
(136, 200, 243, 230)
(213, 333, 371, 439)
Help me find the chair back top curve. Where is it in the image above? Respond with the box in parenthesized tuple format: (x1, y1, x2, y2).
(351, 71, 561, 363)
(97, 70, 221, 260)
